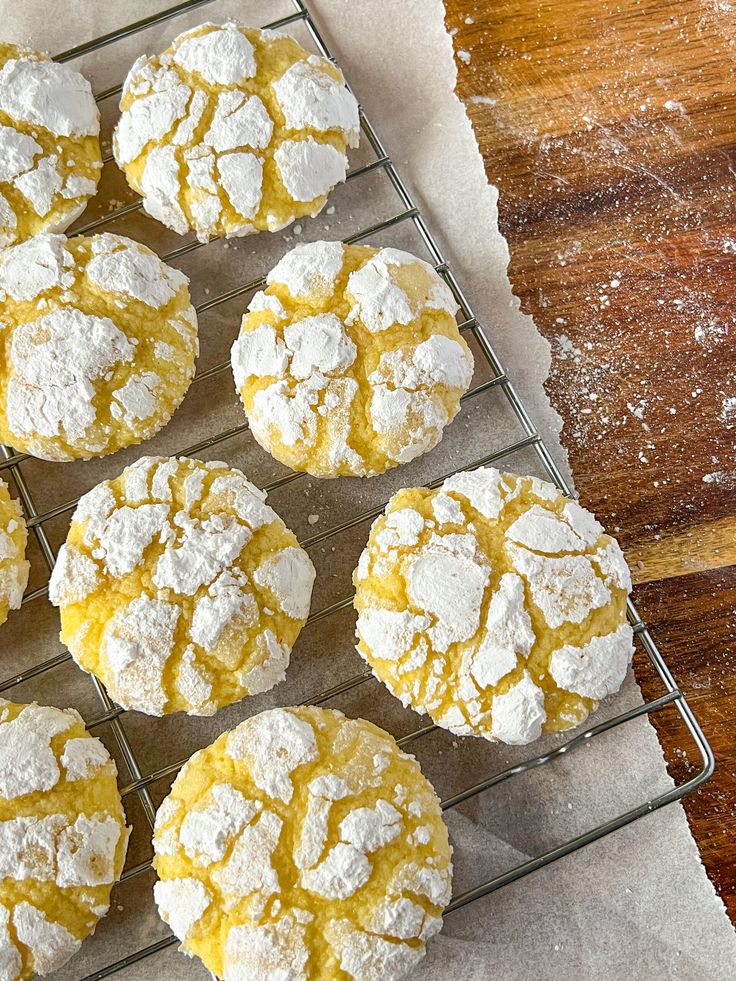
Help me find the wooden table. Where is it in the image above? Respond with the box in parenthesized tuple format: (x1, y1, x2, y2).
(445, 0, 736, 921)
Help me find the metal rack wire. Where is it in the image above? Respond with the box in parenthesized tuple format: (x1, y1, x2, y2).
(0, 1, 715, 977)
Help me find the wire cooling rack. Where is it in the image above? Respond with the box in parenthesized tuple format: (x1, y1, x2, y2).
(0, 1, 715, 978)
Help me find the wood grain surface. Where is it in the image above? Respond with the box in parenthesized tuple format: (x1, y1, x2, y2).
(444, 0, 736, 921)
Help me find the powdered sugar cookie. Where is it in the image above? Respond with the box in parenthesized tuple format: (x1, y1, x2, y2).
(0, 700, 129, 980)
(0, 43, 101, 247)
(231, 242, 474, 477)
(0, 232, 197, 461)
(152, 705, 452, 980)
(113, 23, 359, 242)
(0, 476, 29, 627)
(49, 457, 315, 716)
(354, 468, 634, 745)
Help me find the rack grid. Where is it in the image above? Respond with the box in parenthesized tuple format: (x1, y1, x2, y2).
(0, 1, 715, 978)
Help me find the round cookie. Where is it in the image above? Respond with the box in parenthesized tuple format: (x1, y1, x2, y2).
(113, 22, 359, 242)
(0, 43, 101, 247)
(353, 468, 634, 745)
(231, 242, 474, 477)
(0, 700, 129, 980)
(49, 456, 315, 716)
(0, 232, 198, 461)
(152, 705, 452, 981)
(0, 477, 29, 627)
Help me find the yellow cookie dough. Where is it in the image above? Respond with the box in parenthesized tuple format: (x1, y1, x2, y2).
(0, 231, 198, 462)
(0, 43, 101, 246)
(0, 700, 129, 980)
(231, 242, 474, 477)
(152, 706, 452, 981)
(49, 456, 316, 716)
(0, 476, 29, 627)
(113, 23, 359, 241)
(353, 468, 634, 745)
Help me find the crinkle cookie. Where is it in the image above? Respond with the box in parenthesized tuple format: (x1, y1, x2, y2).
(231, 242, 474, 477)
(0, 43, 101, 247)
(113, 22, 359, 241)
(353, 468, 634, 746)
(152, 706, 452, 981)
(0, 232, 198, 461)
(49, 456, 315, 716)
(0, 476, 29, 627)
(0, 700, 129, 980)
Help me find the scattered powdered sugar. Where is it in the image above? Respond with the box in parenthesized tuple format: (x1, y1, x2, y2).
(190, 569, 257, 652)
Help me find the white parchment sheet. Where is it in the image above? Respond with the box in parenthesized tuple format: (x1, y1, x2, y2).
(2, 1, 735, 978)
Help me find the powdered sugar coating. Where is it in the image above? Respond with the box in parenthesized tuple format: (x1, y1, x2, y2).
(0, 700, 129, 981)
(50, 456, 314, 716)
(153, 706, 451, 980)
(0, 232, 197, 461)
(232, 242, 473, 477)
(0, 43, 100, 247)
(0, 477, 29, 627)
(354, 469, 634, 745)
(113, 24, 359, 241)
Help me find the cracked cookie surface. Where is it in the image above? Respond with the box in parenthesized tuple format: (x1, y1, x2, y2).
(0, 232, 198, 461)
(152, 705, 452, 980)
(113, 22, 359, 241)
(0, 700, 129, 980)
(49, 456, 315, 716)
(231, 241, 474, 477)
(0, 42, 101, 247)
(353, 468, 634, 745)
(0, 476, 28, 628)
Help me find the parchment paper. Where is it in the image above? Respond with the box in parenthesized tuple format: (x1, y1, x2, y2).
(2, 1, 735, 978)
